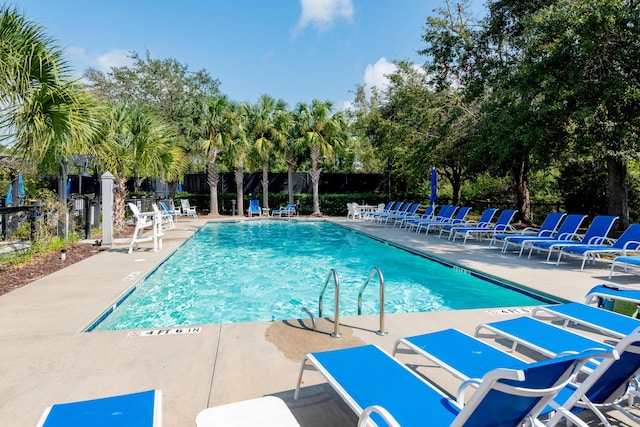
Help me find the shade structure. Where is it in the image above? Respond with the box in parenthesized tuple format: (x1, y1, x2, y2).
(17, 172, 25, 198)
(429, 167, 438, 205)
(5, 182, 12, 205)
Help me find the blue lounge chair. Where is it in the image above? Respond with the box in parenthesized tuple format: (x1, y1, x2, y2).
(490, 212, 566, 248)
(609, 255, 640, 279)
(246, 199, 261, 217)
(395, 327, 640, 427)
(475, 316, 612, 370)
(410, 205, 457, 233)
(532, 302, 640, 339)
(585, 284, 640, 307)
(422, 206, 472, 235)
(36, 389, 161, 427)
(385, 202, 420, 226)
(528, 215, 618, 262)
(363, 201, 395, 221)
(441, 207, 498, 239)
(376, 202, 410, 224)
(556, 223, 640, 270)
(452, 209, 518, 244)
(273, 203, 296, 217)
(501, 214, 587, 256)
(159, 200, 179, 222)
(546, 330, 640, 426)
(399, 204, 438, 229)
(294, 343, 589, 427)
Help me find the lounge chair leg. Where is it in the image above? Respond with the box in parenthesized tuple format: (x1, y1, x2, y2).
(293, 356, 312, 401)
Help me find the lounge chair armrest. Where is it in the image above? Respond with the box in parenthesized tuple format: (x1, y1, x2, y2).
(585, 236, 605, 244)
(457, 378, 482, 405)
(357, 405, 401, 427)
(537, 229, 555, 237)
(623, 240, 640, 254)
(521, 226, 540, 234)
(557, 232, 579, 241)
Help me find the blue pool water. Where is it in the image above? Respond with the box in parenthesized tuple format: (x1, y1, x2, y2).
(90, 221, 553, 331)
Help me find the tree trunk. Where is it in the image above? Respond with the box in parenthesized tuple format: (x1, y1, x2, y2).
(310, 148, 321, 216)
(450, 169, 462, 206)
(58, 163, 68, 204)
(286, 151, 295, 205)
(207, 150, 220, 216)
(113, 177, 128, 235)
(607, 156, 629, 230)
(511, 158, 532, 224)
(234, 157, 244, 216)
(262, 161, 269, 208)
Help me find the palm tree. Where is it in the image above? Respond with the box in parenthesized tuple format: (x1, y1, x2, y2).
(0, 7, 98, 202)
(200, 95, 238, 216)
(93, 104, 183, 233)
(226, 105, 249, 216)
(245, 94, 289, 209)
(294, 100, 348, 216)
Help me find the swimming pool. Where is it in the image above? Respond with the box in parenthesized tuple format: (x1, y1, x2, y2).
(89, 221, 556, 331)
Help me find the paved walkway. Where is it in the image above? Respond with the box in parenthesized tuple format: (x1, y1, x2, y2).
(1, 216, 638, 426)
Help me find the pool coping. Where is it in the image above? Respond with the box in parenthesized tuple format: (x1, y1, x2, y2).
(1, 215, 636, 426)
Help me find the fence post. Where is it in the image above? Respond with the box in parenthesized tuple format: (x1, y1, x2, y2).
(101, 172, 114, 246)
(29, 205, 37, 241)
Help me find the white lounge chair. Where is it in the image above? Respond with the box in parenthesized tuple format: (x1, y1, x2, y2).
(196, 396, 299, 427)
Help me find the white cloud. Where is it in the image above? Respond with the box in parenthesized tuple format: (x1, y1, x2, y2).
(296, 0, 354, 32)
(96, 49, 134, 72)
(363, 57, 397, 95)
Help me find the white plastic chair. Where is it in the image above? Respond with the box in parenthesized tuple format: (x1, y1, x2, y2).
(180, 199, 198, 220)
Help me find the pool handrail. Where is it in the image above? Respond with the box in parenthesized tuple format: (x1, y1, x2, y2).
(357, 267, 387, 336)
(318, 268, 342, 338)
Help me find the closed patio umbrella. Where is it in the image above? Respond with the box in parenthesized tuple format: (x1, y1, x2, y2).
(5, 182, 12, 205)
(17, 172, 25, 198)
(429, 167, 438, 210)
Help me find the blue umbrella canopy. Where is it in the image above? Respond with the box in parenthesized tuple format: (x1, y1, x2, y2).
(177, 182, 183, 193)
(17, 172, 25, 198)
(5, 182, 12, 205)
(429, 167, 438, 204)
(66, 178, 71, 197)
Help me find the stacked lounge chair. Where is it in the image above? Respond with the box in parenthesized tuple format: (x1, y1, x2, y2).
(490, 212, 566, 249)
(528, 215, 619, 262)
(294, 343, 593, 427)
(499, 214, 587, 256)
(451, 209, 518, 244)
(557, 223, 640, 270)
(440, 207, 498, 239)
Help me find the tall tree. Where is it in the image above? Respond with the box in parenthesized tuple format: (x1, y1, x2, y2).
(245, 94, 289, 209)
(294, 100, 348, 216)
(85, 50, 220, 191)
(200, 95, 239, 216)
(0, 7, 98, 203)
(93, 104, 183, 233)
(520, 0, 640, 228)
(225, 105, 249, 216)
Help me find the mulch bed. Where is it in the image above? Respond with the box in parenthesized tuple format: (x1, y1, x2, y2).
(0, 226, 135, 297)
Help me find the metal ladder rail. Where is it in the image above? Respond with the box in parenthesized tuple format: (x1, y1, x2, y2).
(318, 268, 342, 338)
(357, 267, 387, 336)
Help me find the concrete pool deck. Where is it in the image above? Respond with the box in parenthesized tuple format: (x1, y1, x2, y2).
(1, 216, 639, 426)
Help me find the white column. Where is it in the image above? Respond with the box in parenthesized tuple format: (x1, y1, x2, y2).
(101, 172, 114, 245)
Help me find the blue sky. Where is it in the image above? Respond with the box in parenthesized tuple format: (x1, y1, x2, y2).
(12, 0, 485, 110)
